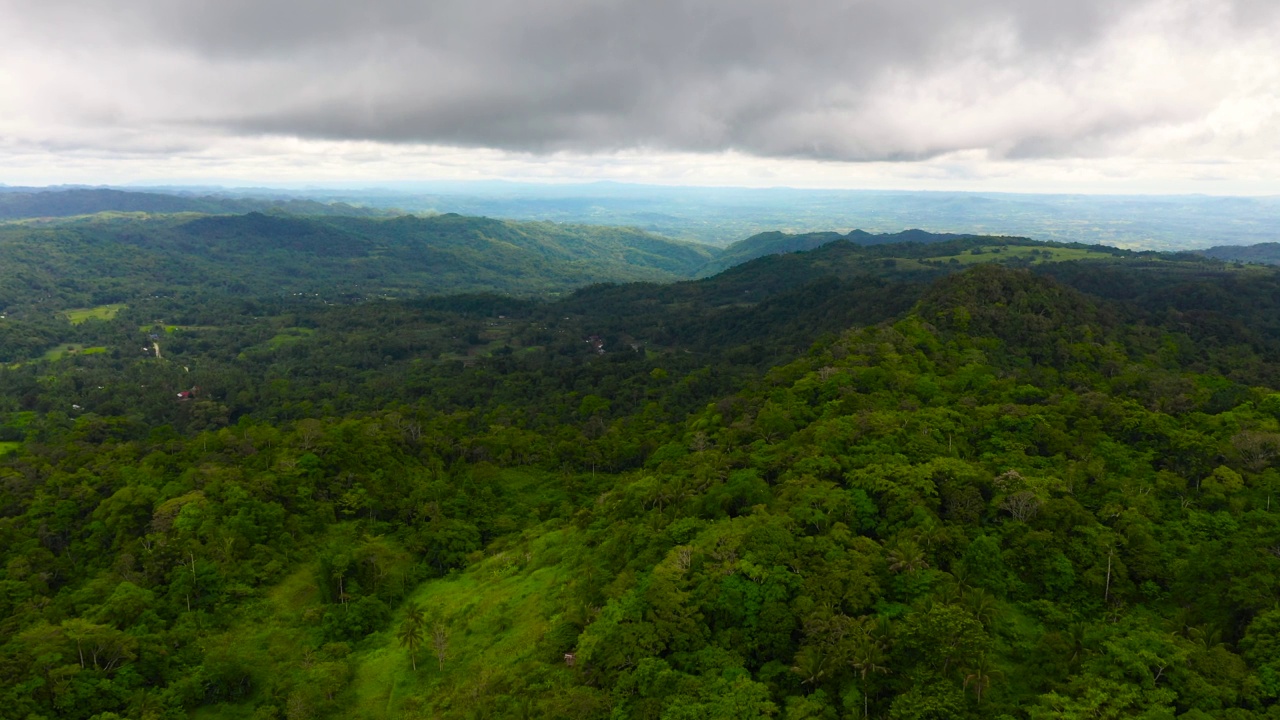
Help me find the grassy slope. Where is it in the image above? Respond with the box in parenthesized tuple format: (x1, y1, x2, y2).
(348, 527, 579, 719)
(191, 467, 584, 720)
(65, 303, 127, 323)
(41, 343, 107, 361)
(190, 565, 321, 720)
(926, 244, 1114, 265)
(185, 536, 579, 720)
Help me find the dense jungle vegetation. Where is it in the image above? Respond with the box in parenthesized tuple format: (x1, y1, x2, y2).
(4, 209, 1280, 720)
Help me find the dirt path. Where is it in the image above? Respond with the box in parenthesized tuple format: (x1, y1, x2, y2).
(152, 341, 162, 359)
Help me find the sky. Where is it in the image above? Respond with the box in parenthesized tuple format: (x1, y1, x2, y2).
(1, 0, 1279, 193)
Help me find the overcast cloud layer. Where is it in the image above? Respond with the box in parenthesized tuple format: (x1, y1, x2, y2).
(1, 0, 1279, 189)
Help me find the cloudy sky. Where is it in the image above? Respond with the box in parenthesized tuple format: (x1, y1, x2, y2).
(1, 0, 1278, 192)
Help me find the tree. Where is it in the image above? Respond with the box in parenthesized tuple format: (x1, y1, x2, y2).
(397, 603, 426, 671)
(790, 645, 829, 686)
(886, 539, 928, 575)
(964, 589, 999, 630)
(899, 604, 989, 675)
(1000, 490, 1041, 522)
(961, 655, 1001, 704)
(960, 535, 1008, 595)
(432, 621, 450, 670)
(1233, 431, 1280, 473)
(61, 617, 93, 668)
(848, 626, 889, 720)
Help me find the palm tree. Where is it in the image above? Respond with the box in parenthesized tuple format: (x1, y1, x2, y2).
(949, 563, 974, 598)
(790, 645, 829, 686)
(886, 539, 928, 574)
(397, 602, 426, 671)
(1065, 622, 1088, 666)
(965, 589, 999, 630)
(961, 655, 1002, 704)
(1188, 624, 1223, 653)
(913, 523, 948, 550)
(128, 689, 165, 720)
(934, 583, 963, 606)
(849, 631, 889, 719)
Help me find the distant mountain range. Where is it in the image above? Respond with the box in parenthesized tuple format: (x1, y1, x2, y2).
(7, 186, 1280, 319)
(5, 184, 1280, 251)
(0, 187, 392, 220)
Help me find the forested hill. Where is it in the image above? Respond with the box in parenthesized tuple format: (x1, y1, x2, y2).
(698, 228, 970, 275)
(8, 227, 1280, 718)
(0, 230, 1186, 368)
(0, 187, 394, 220)
(0, 211, 716, 314)
(1200, 242, 1280, 265)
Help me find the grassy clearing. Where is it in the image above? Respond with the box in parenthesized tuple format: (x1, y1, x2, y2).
(264, 327, 316, 349)
(192, 481, 578, 719)
(4, 411, 36, 428)
(268, 561, 322, 614)
(928, 245, 1114, 266)
(436, 320, 530, 364)
(347, 527, 579, 719)
(237, 327, 318, 359)
(65, 303, 126, 324)
(41, 344, 107, 361)
(140, 324, 218, 333)
(0, 441, 20, 456)
(878, 258, 934, 272)
(189, 564, 322, 720)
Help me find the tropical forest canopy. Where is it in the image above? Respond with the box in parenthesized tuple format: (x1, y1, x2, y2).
(5, 204, 1280, 720)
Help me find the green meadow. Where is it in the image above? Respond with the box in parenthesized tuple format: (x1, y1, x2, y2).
(65, 303, 126, 323)
(41, 343, 107, 361)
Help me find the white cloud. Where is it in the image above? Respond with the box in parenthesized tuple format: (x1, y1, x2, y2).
(0, 0, 1277, 191)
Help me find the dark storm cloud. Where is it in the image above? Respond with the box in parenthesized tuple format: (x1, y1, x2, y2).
(5, 0, 1278, 161)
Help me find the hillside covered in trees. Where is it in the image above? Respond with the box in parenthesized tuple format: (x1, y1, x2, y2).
(0, 212, 715, 321)
(696, 228, 970, 277)
(1201, 243, 1280, 266)
(5, 220, 1280, 719)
